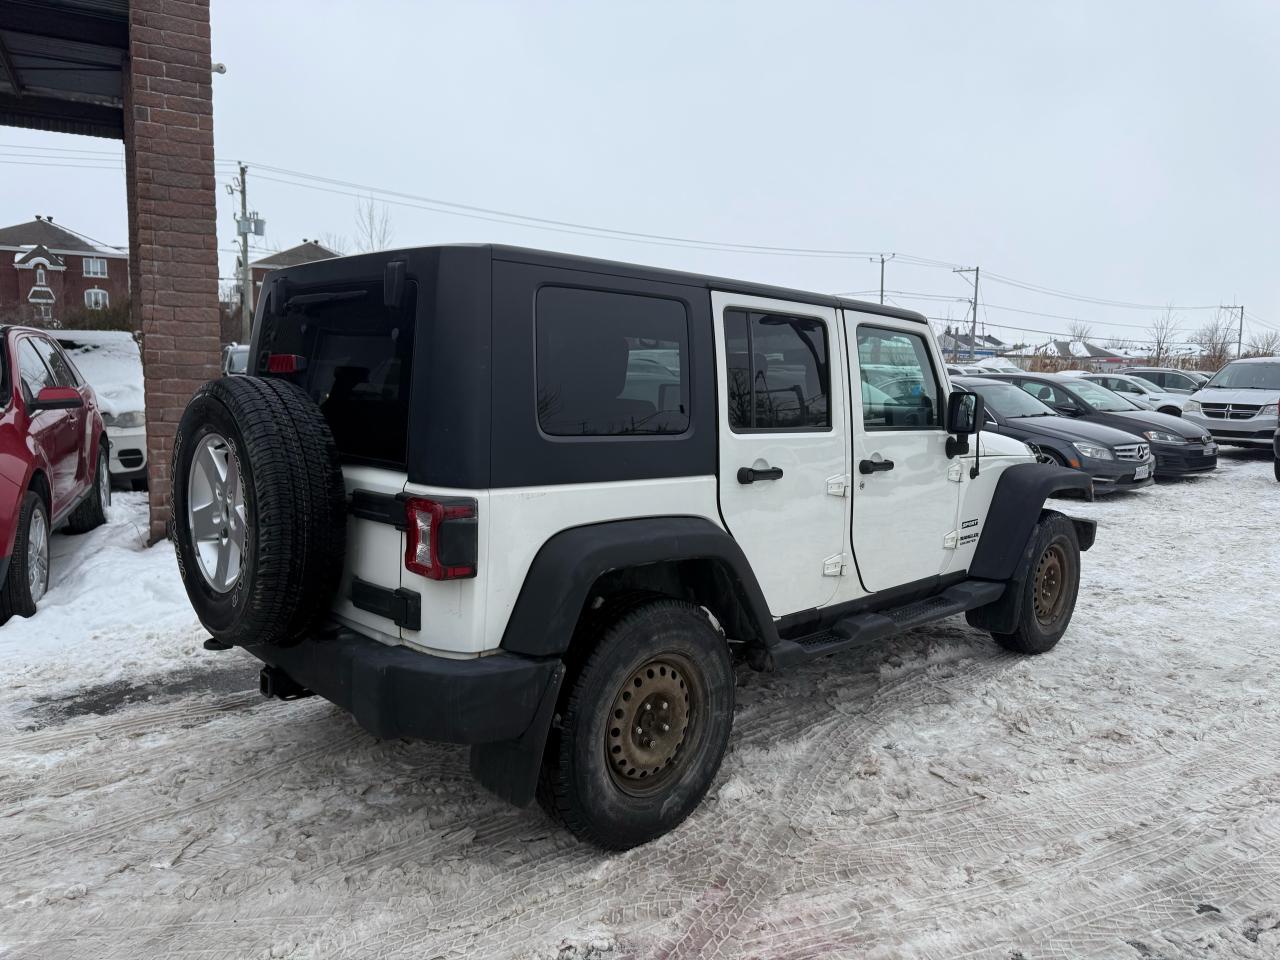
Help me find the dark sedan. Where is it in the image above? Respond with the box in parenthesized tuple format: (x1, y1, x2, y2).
(955, 377, 1155, 495)
(978, 372, 1218, 478)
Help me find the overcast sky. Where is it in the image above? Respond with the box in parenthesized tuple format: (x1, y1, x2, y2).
(3, 0, 1278, 347)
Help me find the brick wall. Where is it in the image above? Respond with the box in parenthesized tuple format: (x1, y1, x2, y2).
(123, 0, 221, 541)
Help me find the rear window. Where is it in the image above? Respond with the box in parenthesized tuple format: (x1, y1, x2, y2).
(536, 286, 690, 436)
(272, 282, 417, 468)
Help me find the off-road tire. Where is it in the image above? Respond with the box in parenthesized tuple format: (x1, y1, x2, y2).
(171, 375, 346, 647)
(538, 598, 735, 849)
(992, 511, 1081, 655)
(0, 492, 49, 623)
(64, 444, 110, 533)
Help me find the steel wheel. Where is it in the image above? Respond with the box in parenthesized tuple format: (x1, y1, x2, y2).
(605, 653, 701, 795)
(186, 433, 246, 593)
(27, 506, 49, 602)
(1032, 543, 1069, 626)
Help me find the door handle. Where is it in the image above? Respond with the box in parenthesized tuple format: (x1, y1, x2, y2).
(737, 466, 784, 484)
(858, 458, 895, 475)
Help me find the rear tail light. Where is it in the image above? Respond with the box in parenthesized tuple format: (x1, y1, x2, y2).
(267, 353, 307, 374)
(404, 497, 478, 580)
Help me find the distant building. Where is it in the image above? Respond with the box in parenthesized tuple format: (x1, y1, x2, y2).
(0, 216, 129, 326)
(248, 240, 339, 301)
(939, 327, 1009, 359)
(1003, 339, 1140, 369)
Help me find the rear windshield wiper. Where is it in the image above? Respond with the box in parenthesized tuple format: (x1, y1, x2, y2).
(285, 289, 367, 310)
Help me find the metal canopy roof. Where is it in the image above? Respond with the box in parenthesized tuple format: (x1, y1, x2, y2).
(0, 0, 128, 139)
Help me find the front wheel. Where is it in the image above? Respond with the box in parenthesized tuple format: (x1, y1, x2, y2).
(1274, 457, 1279, 482)
(538, 599, 736, 849)
(992, 512, 1081, 655)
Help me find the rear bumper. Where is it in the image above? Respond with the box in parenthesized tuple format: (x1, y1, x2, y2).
(244, 629, 562, 745)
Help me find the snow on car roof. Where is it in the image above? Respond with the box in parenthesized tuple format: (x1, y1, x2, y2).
(51, 329, 144, 418)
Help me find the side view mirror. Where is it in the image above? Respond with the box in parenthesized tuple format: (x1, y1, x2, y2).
(946, 391, 984, 435)
(29, 385, 83, 412)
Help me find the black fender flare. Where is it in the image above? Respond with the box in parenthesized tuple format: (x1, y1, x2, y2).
(969, 463, 1096, 582)
(499, 515, 778, 658)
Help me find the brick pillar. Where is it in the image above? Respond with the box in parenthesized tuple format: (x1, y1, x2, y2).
(123, 0, 221, 542)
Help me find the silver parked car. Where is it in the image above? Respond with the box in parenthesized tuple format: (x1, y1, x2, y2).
(1081, 373, 1187, 416)
(1182, 357, 1280, 448)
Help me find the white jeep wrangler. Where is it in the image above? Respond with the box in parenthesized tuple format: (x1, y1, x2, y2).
(172, 245, 1095, 849)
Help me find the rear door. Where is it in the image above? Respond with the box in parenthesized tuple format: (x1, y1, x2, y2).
(266, 276, 418, 643)
(32, 337, 92, 493)
(846, 314, 959, 592)
(713, 292, 848, 616)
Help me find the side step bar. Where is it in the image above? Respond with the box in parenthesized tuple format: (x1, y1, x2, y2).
(774, 580, 1006, 665)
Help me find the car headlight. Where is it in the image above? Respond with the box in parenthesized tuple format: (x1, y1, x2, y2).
(103, 410, 146, 428)
(1258, 403, 1278, 417)
(1143, 430, 1187, 444)
(1183, 399, 1201, 414)
(1072, 442, 1114, 461)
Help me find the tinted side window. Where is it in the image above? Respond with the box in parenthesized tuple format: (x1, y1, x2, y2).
(724, 309, 830, 431)
(32, 338, 79, 387)
(1019, 380, 1070, 406)
(17, 340, 56, 400)
(856, 327, 941, 429)
(536, 286, 689, 437)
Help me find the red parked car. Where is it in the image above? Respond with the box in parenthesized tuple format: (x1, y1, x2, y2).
(0, 326, 111, 622)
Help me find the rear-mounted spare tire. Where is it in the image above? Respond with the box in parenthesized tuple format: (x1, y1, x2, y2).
(171, 375, 346, 647)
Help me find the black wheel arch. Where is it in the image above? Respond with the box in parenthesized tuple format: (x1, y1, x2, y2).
(499, 516, 779, 665)
(968, 463, 1095, 582)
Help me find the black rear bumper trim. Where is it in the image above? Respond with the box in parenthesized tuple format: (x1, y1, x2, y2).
(244, 629, 562, 745)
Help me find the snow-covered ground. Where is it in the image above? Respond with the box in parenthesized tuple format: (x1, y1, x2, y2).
(1, 454, 1278, 960)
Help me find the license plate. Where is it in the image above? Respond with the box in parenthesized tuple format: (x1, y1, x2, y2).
(1134, 464, 1151, 480)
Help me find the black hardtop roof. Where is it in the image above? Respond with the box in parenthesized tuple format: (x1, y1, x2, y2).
(271, 243, 928, 325)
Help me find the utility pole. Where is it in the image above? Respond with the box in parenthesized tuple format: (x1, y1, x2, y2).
(877, 253, 895, 304)
(953, 265, 980, 360)
(227, 163, 265, 344)
(1221, 304, 1245, 358)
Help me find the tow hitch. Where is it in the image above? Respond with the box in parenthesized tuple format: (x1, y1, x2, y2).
(259, 666, 313, 701)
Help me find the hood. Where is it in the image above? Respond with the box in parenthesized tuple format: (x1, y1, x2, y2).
(1107, 409, 1207, 440)
(1000, 414, 1147, 447)
(1190, 387, 1280, 405)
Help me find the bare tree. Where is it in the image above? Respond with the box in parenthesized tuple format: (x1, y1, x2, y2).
(353, 197, 393, 252)
(1067, 320, 1092, 342)
(319, 232, 350, 256)
(1191, 313, 1235, 370)
(1104, 336, 1133, 352)
(1146, 308, 1180, 365)
(1245, 329, 1280, 357)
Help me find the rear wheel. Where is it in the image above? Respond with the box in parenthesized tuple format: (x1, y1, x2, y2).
(992, 512, 1081, 655)
(65, 444, 109, 534)
(539, 599, 735, 849)
(0, 492, 50, 622)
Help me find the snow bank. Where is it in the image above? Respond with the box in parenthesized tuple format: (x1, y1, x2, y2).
(52, 330, 144, 419)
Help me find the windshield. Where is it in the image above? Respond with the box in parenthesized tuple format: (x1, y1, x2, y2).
(969, 381, 1056, 419)
(1070, 379, 1140, 412)
(1127, 375, 1163, 392)
(1205, 361, 1280, 390)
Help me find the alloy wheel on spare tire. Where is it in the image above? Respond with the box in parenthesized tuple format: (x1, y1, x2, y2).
(171, 375, 346, 647)
(538, 598, 736, 850)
